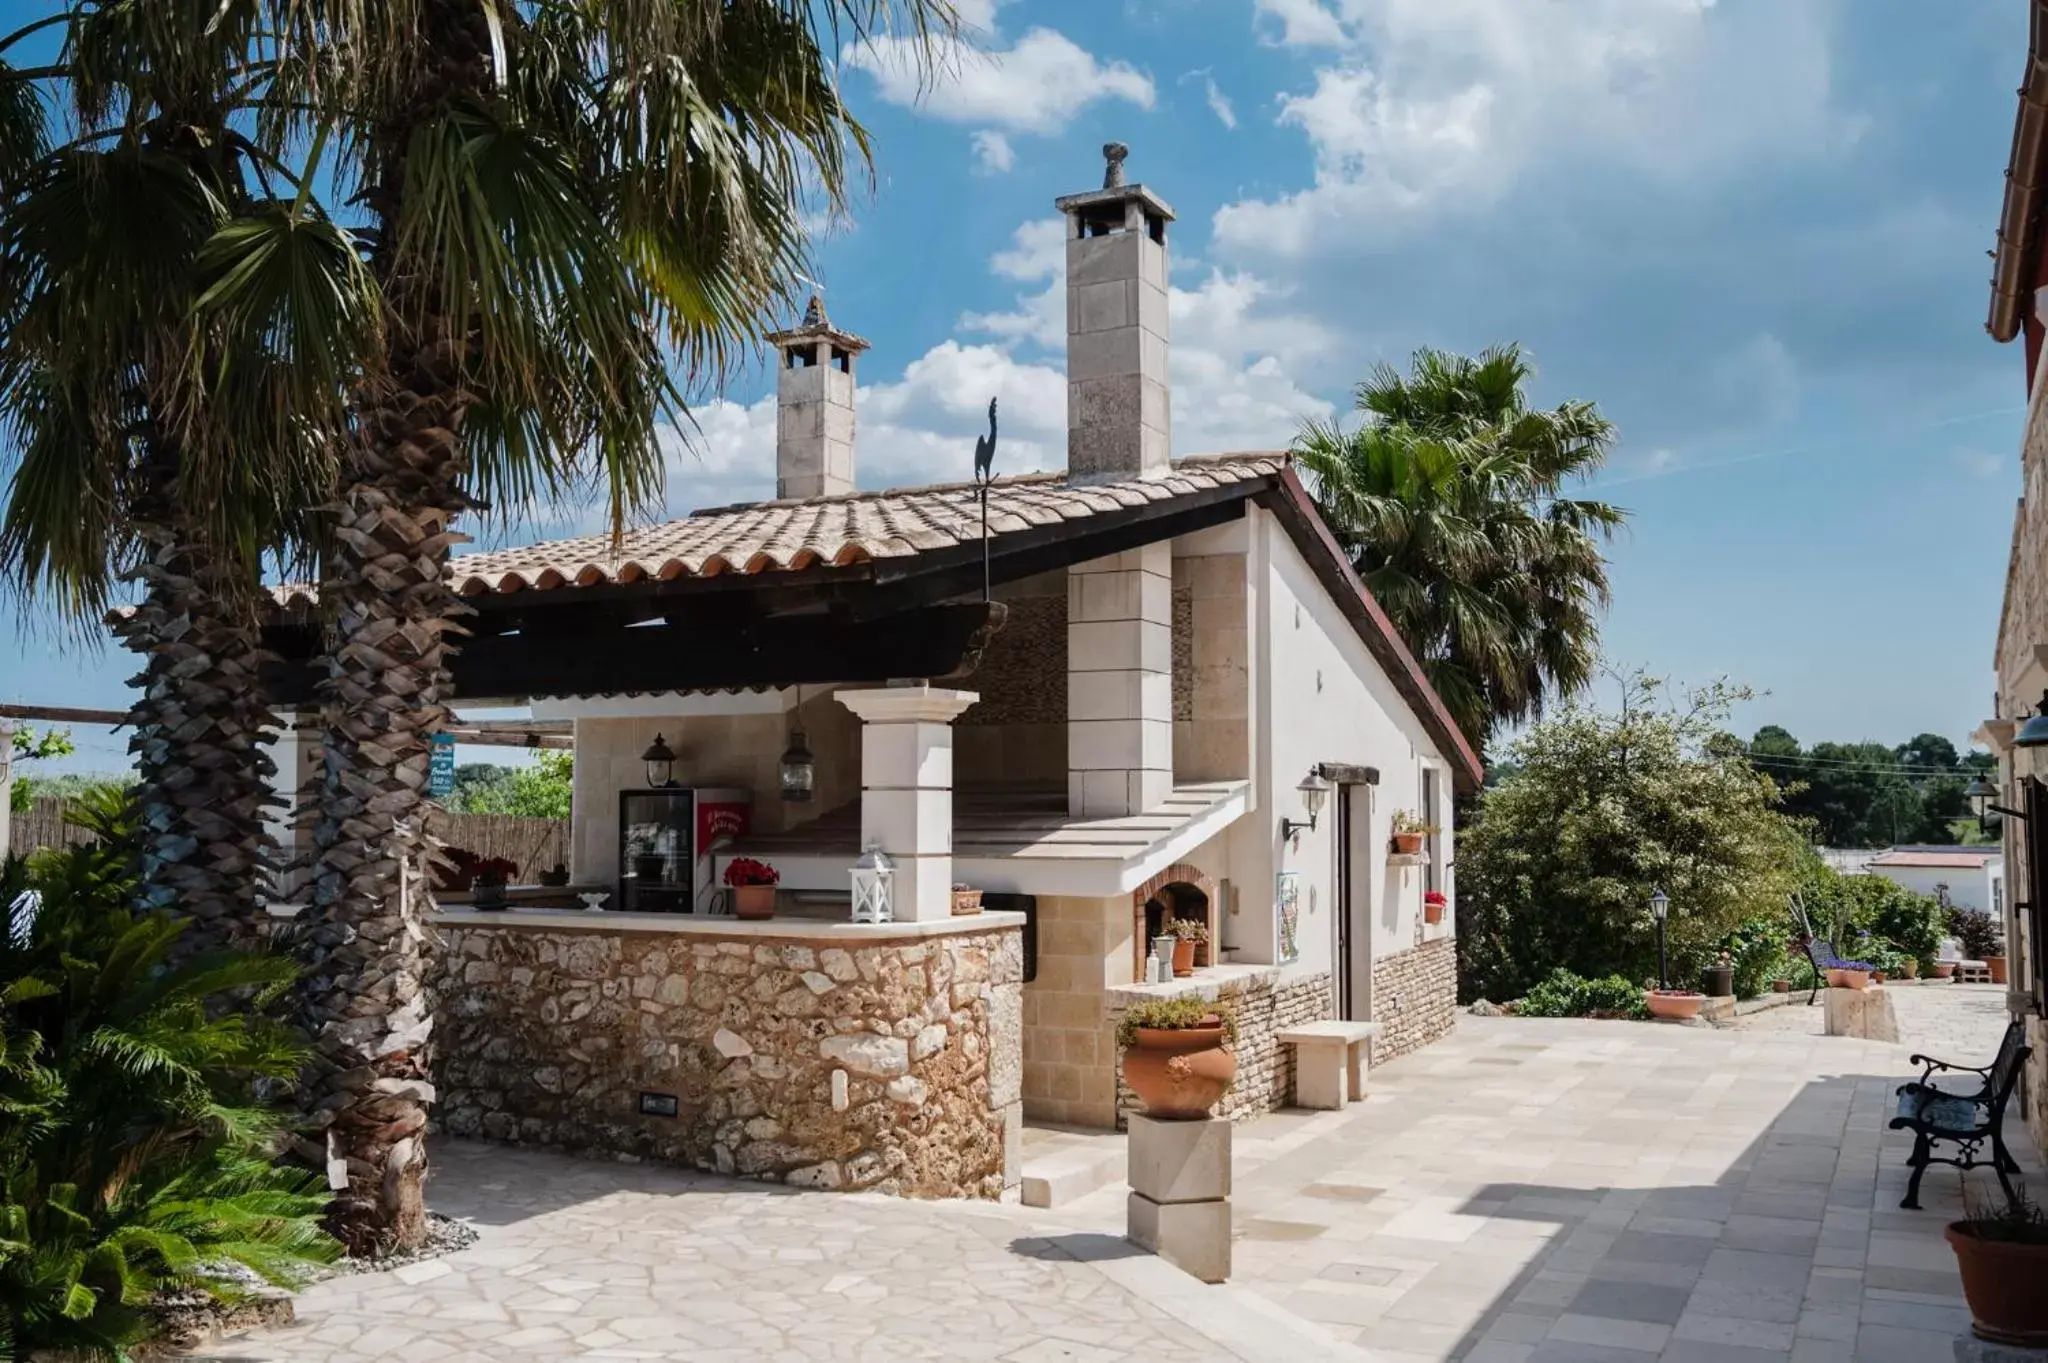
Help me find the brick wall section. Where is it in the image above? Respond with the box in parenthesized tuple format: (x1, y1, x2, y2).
(1370, 937, 1459, 1063)
(435, 922, 1023, 1199)
(1021, 894, 1131, 1127)
(1171, 554, 1248, 783)
(1109, 971, 1333, 1130)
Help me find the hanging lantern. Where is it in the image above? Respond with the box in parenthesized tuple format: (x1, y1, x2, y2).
(780, 728, 816, 803)
(850, 842, 895, 923)
(641, 733, 677, 788)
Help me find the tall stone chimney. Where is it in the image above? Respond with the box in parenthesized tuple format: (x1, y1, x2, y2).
(766, 296, 869, 500)
(1055, 142, 1174, 481)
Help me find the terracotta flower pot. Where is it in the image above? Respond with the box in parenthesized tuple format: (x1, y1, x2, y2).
(1988, 956, 2009, 985)
(1171, 938, 1197, 978)
(1933, 962, 1957, 979)
(1391, 832, 1424, 856)
(1772, 979, 1791, 993)
(1826, 968, 1871, 990)
(1123, 1023, 1236, 1120)
(1947, 1223, 2048, 1346)
(1424, 899, 1445, 924)
(1645, 990, 1705, 1021)
(951, 887, 983, 916)
(1897, 959, 1919, 980)
(733, 884, 776, 920)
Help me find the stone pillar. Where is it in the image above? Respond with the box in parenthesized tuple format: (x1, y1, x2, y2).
(766, 295, 869, 501)
(264, 713, 322, 902)
(0, 719, 14, 866)
(1127, 1112, 1231, 1282)
(1056, 144, 1175, 482)
(1068, 543, 1172, 818)
(837, 685, 978, 922)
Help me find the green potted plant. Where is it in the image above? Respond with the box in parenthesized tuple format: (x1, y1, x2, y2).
(1162, 918, 1208, 977)
(1390, 810, 1436, 856)
(724, 857, 779, 920)
(1948, 1183, 2048, 1346)
(1118, 997, 1237, 1120)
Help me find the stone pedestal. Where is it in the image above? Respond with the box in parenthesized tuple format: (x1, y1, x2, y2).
(1824, 984, 1900, 1042)
(1955, 1337, 2048, 1361)
(1126, 1113, 1231, 1282)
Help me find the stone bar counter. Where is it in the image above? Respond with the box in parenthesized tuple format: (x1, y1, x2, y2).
(433, 906, 1026, 1200)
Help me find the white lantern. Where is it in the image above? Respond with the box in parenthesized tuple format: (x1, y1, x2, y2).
(850, 842, 895, 923)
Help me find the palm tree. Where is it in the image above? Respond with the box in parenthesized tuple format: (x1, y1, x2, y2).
(262, 0, 955, 1251)
(0, 6, 372, 956)
(1296, 346, 1624, 752)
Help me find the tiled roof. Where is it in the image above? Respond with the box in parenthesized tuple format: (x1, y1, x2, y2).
(367, 454, 1280, 604)
(1868, 850, 1999, 869)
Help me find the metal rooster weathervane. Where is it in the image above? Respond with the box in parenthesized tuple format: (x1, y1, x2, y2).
(973, 397, 997, 601)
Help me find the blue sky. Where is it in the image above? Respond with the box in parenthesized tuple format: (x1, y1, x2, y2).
(0, 0, 2031, 772)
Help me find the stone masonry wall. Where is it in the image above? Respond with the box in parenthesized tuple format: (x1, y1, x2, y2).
(1110, 971, 1333, 1130)
(435, 923, 1023, 1199)
(1370, 937, 1458, 1063)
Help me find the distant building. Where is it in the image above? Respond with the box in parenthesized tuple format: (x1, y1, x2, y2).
(1862, 846, 2005, 918)
(1813, 848, 1875, 877)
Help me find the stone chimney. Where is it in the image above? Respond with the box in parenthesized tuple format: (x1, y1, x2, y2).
(766, 296, 869, 500)
(1055, 142, 1174, 481)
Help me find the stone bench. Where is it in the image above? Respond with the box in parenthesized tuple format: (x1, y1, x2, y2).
(1277, 1020, 1383, 1110)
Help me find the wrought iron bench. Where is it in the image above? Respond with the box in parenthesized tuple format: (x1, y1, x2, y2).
(1888, 1019, 2030, 1210)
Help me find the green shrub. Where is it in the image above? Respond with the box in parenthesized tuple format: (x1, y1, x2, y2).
(0, 790, 336, 1360)
(1948, 907, 2004, 961)
(1116, 996, 1238, 1048)
(1517, 969, 1650, 1020)
(1724, 916, 1796, 998)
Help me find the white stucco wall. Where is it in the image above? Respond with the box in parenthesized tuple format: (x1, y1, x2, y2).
(1176, 508, 1455, 1005)
(1867, 860, 2003, 916)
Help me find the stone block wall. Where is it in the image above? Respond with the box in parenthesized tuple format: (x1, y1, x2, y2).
(955, 571, 1066, 788)
(435, 922, 1023, 1200)
(1110, 970, 1333, 1130)
(1370, 937, 1458, 1063)
(1021, 894, 1134, 1127)
(1171, 554, 1248, 783)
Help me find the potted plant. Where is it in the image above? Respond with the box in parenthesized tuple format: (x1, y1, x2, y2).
(1702, 950, 1734, 998)
(1163, 918, 1208, 977)
(1645, 985, 1707, 1021)
(1948, 1184, 2048, 1346)
(1933, 959, 1958, 980)
(471, 857, 517, 911)
(1951, 907, 2006, 984)
(1423, 889, 1447, 925)
(1389, 811, 1435, 856)
(1118, 997, 1237, 1120)
(951, 883, 983, 916)
(1771, 977, 1792, 993)
(1826, 960, 1875, 990)
(724, 857, 779, 920)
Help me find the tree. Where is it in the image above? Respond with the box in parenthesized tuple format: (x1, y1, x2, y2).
(0, 5, 371, 954)
(269, 0, 954, 1252)
(1295, 345, 1624, 752)
(1457, 673, 1803, 1003)
(5, 724, 72, 812)
(1747, 727, 1976, 847)
(447, 750, 571, 820)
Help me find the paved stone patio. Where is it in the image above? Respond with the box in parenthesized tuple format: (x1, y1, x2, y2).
(212, 986, 2031, 1362)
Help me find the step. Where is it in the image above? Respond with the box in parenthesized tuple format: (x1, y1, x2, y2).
(1020, 1131, 1126, 1209)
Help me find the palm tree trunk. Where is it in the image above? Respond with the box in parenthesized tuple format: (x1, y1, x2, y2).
(299, 301, 471, 1255)
(110, 446, 281, 957)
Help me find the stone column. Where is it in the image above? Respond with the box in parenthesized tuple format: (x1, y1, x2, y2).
(1068, 543, 1172, 819)
(1128, 1112, 1231, 1282)
(837, 685, 978, 922)
(0, 719, 14, 866)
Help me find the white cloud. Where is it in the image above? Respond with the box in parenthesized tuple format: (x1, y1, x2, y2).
(851, 24, 1154, 136)
(970, 130, 1015, 175)
(1216, 0, 1852, 257)
(1254, 0, 1347, 48)
(1952, 449, 2004, 480)
(1180, 69, 1238, 130)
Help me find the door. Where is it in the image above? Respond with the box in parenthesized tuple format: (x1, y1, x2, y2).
(1335, 782, 1374, 1021)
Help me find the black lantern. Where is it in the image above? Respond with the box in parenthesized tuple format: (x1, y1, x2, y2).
(641, 733, 677, 788)
(780, 728, 815, 803)
(1964, 776, 1998, 823)
(1648, 887, 1670, 991)
(2016, 691, 2048, 748)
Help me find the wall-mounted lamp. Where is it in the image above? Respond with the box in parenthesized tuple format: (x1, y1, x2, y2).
(1280, 771, 1331, 843)
(641, 733, 677, 789)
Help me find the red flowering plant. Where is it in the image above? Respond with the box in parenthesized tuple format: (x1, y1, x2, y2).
(433, 847, 519, 892)
(472, 856, 519, 887)
(1424, 890, 1447, 908)
(723, 857, 780, 888)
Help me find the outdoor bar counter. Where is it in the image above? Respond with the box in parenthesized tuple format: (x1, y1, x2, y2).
(433, 905, 1025, 1199)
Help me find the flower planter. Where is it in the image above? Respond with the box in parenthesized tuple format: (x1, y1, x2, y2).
(1988, 956, 2009, 985)
(1123, 1022, 1236, 1120)
(1390, 832, 1425, 856)
(1171, 938, 1197, 978)
(1947, 1224, 2048, 1346)
(1645, 989, 1705, 1021)
(1423, 900, 1445, 925)
(951, 887, 983, 916)
(1896, 959, 1919, 980)
(732, 884, 776, 920)
(1771, 978, 1792, 993)
(1702, 965, 1734, 998)
(1933, 962, 1957, 980)
(1826, 968, 1872, 991)
(473, 881, 508, 911)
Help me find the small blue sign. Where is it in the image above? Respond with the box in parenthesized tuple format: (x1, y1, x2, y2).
(429, 733, 456, 799)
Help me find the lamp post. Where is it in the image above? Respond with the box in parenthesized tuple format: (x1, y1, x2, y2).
(1649, 887, 1670, 991)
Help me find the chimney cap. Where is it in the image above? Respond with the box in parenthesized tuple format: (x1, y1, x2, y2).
(766, 293, 871, 353)
(1054, 142, 1176, 222)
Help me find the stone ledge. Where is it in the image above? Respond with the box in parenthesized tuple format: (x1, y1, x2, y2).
(1106, 963, 1298, 1007)
(434, 906, 1025, 943)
